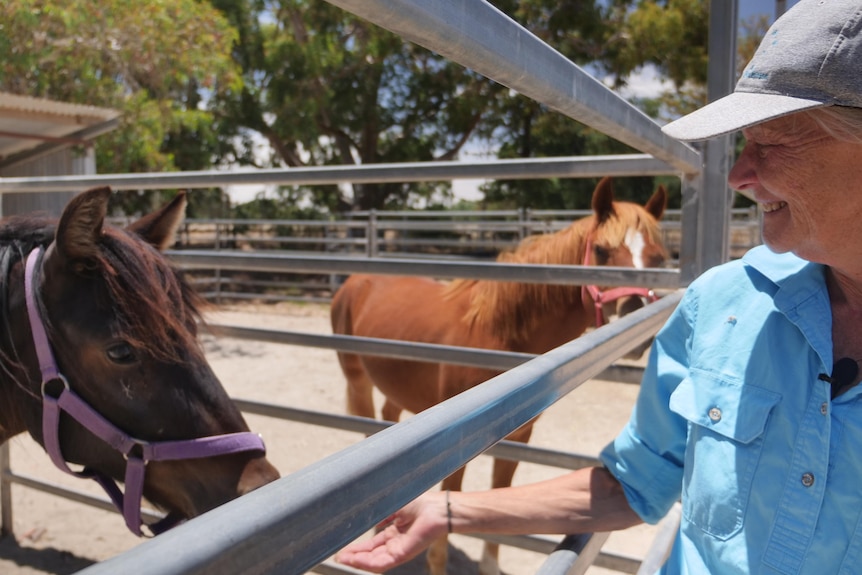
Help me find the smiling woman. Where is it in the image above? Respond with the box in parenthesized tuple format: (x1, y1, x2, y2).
(731, 110, 862, 264)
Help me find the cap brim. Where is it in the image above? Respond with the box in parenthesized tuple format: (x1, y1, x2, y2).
(661, 91, 826, 141)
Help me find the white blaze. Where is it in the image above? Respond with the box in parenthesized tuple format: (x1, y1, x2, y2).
(625, 229, 646, 269)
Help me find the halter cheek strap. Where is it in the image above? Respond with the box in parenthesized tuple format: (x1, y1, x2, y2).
(580, 236, 658, 327)
(25, 247, 267, 536)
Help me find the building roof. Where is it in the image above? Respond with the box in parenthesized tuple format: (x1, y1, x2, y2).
(0, 92, 121, 167)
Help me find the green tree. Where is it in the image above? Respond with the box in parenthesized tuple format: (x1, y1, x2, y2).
(0, 0, 240, 216)
(209, 0, 506, 213)
(208, 0, 662, 213)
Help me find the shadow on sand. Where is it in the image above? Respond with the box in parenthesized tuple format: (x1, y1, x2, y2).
(0, 536, 95, 574)
(382, 544, 510, 575)
(0, 534, 506, 575)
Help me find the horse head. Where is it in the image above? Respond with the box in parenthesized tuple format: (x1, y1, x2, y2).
(1, 187, 279, 535)
(582, 176, 667, 358)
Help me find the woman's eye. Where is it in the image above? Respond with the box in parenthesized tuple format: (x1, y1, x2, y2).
(107, 342, 136, 364)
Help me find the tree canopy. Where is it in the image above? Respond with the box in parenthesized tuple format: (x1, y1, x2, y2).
(0, 0, 239, 215)
(0, 1, 760, 216)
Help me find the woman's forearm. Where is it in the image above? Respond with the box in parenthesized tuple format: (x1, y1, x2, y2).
(447, 466, 643, 535)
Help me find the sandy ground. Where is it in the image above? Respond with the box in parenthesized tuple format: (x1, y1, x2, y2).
(0, 301, 663, 575)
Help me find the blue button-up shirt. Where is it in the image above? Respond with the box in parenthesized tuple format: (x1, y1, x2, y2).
(601, 245, 862, 575)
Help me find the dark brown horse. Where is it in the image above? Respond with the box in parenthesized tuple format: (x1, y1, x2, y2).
(331, 177, 666, 575)
(0, 187, 279, 536)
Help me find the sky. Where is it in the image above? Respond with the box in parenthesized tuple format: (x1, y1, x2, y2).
(228, 0, 804, 205)
(742, 0, 802, 23)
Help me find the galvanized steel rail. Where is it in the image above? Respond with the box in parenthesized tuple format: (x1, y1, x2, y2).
(208, 323, 646, 383)
(0, 154, 675, 193)
(171, 250, 682, 289)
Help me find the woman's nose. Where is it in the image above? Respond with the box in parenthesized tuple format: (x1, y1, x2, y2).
(728, 143, 758, 193)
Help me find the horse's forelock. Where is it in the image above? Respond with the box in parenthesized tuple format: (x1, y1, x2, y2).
(98, 228, 205, 363)
(591, 202, 663, 250)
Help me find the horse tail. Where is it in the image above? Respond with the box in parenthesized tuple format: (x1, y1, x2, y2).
(330, 275, 354, 336)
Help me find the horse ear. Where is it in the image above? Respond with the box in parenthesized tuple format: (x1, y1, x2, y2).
(53, 186, 111, 261)
(591, 177, 615, 223)
(126, 191, 188, 252)
(645, 185, 667, 221)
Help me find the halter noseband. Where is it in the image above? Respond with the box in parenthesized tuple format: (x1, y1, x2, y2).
(580, 235, 658, 328)
(25, 247, 267, 536)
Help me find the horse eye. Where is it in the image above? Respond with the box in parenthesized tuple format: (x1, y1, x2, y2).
(106, 342, 136, 364)
(593, 245, 610, 263)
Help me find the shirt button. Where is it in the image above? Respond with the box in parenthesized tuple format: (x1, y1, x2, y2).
(708, 407, 722, 422)
(801, 473, 815, 487)
(821, 402, 828, 415)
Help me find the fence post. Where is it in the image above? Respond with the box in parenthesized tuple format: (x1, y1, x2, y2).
(367, 210, 378, 258)
(519, 207, 528, 241)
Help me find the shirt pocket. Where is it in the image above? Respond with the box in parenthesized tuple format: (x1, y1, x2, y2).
(669, 371, 781, 540)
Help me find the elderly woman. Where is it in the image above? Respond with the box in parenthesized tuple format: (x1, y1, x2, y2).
(336, 1, 862, 573)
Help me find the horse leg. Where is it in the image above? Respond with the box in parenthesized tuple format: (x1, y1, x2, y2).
(478, 421, 536, 575)
(380, 399, 403, 423)
(338, 352, 376, 421)
(425, 467, 466, 575)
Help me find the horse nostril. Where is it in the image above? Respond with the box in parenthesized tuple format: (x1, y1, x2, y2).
(237, 457, 281, 496)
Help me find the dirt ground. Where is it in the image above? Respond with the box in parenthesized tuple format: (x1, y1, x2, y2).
(0, 301, 662, 575)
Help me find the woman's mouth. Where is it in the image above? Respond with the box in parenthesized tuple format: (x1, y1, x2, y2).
(761, 201, 787, 213)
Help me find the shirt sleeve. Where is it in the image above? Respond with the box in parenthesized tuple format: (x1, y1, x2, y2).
(599, 285, 696, 524)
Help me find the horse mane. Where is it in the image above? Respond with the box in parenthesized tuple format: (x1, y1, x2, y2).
(443, 201, 664, 342)
(95, 226, 207, 364)
(0, 215, 206, 369)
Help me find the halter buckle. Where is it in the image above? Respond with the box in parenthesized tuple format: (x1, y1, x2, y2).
(124, 439, 150, 462)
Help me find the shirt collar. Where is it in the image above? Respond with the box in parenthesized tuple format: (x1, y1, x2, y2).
(742, 245, 832, 368)
(741, 245, 819, 286)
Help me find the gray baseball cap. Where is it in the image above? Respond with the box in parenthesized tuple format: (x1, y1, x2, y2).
(662, 0, 862, 142)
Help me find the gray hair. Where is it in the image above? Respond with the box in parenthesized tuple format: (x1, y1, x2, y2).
(807, 106, 862, 144)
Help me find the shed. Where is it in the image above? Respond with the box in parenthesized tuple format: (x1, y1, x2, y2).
(0, 92, 120, 217)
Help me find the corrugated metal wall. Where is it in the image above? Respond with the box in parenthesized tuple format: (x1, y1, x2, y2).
(0, 146, 94, 217)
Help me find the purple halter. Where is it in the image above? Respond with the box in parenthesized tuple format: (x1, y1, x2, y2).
(24, 247, 267, 536)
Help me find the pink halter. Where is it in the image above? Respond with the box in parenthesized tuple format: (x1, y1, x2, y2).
(580, 235, 658, 327)
(25, 247, 266, 536)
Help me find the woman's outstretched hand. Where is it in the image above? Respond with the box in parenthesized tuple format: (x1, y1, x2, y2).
(335, 493, 446, 572)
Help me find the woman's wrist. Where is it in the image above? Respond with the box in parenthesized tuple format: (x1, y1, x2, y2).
(446, 490, 453, 533)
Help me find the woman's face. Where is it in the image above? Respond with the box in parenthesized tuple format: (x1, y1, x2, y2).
(728, 112, 862, 266)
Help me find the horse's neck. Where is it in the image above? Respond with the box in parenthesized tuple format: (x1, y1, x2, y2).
(0, 314, 33, 444)
(0, 372, 28, 444)
(512, 304, 593, 354)
(456, 224, 594, 350)
(463, 279, 591, 352)
(0, 253, 38, 445)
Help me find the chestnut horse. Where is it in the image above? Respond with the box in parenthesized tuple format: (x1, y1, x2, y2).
(0, 187, 279, 536)
(331, 177, 666, 575)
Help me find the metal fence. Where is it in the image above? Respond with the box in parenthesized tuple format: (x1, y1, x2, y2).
(175, 206, 760, 304)
(0, 0, 741, 573)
